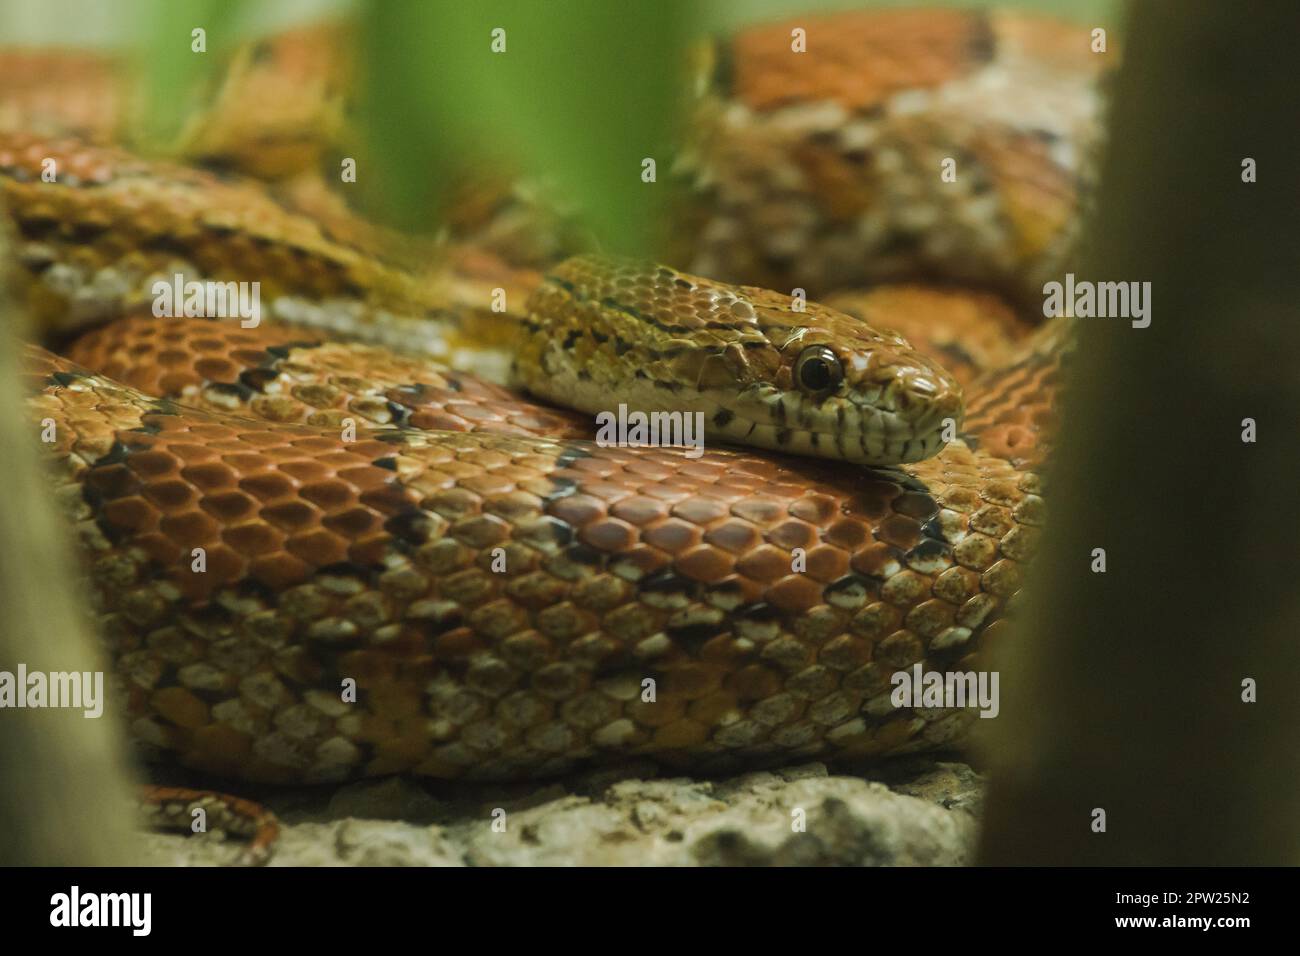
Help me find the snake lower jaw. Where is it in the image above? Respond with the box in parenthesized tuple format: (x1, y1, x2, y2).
(708, 414, 960, 467)
(705, 384, 963, 465)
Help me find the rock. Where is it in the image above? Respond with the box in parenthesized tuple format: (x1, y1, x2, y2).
(138, 757, 984, 866)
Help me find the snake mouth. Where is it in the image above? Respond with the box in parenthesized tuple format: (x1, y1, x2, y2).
(710, 384, 963, 466)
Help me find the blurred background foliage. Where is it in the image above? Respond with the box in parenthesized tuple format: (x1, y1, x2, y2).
(354, 0, 689, 252)
(1, 0, 1119, 258)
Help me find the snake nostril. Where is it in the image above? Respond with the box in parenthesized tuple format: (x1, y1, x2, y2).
(892, 376, 928, 414)
(908, 376, 939, 397)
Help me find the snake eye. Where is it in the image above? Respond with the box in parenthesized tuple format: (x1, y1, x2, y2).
(794, 345, 843, 397)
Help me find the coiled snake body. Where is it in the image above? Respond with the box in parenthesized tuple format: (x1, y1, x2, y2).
(4, 9, 1097, 784)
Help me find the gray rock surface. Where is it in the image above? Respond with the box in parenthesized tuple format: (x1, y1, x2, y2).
(136, 757, 983, 866)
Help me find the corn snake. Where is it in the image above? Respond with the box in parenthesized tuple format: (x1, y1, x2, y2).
(1, 9, 1099, 800)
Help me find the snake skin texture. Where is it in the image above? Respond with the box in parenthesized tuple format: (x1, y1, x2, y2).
(672, 7, 1109, 300)
(3, 9, 1091, 783)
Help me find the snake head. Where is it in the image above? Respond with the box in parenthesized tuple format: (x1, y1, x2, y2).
(520, 256, 963, 466)
(695, 287, 965, 465)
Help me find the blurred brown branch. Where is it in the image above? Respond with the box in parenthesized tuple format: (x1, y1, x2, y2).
(979, 0, 1300, 864)
(0, 233, 137, 866)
